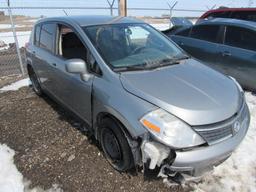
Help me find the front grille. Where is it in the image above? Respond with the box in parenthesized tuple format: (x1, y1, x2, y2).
(195, 124, 233, 145)
(194, 100, 246, 145)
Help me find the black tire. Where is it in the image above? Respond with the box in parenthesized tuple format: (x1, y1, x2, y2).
(28, 66, 43, 96)
(99, 118, 134, 172)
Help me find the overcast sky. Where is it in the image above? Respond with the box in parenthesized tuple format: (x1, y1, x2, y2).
(1, 0, 253, 17)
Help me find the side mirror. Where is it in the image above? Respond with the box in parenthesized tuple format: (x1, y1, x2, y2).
(65, 59, 91, 81)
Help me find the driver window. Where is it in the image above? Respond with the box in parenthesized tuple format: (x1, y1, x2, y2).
(57, 24, 101, 75)
(57, 24, 87, 61)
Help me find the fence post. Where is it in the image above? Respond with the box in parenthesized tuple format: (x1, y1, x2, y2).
(118, 0, 127, 16)
(7, 0, 25, 76)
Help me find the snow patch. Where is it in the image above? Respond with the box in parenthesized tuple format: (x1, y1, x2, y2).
(0, 144, 24, 192)
(0, 144, 62, 192)
(0, 78, 30, 92)
(192, 92, 256, 192)
(0, 31, 31, 48)
(150, 23, 170, 31)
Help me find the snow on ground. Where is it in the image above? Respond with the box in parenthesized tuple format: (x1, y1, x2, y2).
(0, 78, 30, 92)
(0, 78, 255, 191)
(0, 144, 63, 192)
(0, 31, 31, 48)
(192, 92, 256, 192)
(0, 144, 24, 192)
(150, 23, 170, 31)
(0, 24, 26, 29)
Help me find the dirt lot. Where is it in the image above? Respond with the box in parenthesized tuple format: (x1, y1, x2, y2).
(0, 76, 184, 192)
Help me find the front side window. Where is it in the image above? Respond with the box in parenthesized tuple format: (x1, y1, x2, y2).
(225, 26, 256, 51)
(83, 23, 184, 71)
(190, 25, 220, 43)
(57, 24, 87, 61)
(57, 24, 101, 74)
(39, 23, 56, 52)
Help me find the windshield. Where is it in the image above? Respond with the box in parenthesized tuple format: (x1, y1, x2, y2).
(83, 23, 184, 71)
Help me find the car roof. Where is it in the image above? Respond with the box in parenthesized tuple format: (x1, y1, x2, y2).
(36, 15, 144, 27)
(200, 8, 256, 18)
(196, 18, 256, 30)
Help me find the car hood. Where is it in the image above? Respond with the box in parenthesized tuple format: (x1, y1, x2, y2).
(120, 59, 240, 126)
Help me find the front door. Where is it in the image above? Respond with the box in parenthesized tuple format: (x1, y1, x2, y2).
(50, 23, 94, 125)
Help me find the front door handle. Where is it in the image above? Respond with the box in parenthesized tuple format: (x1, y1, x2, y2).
(222, 51, 232, 57)
(52, 63, 57, 67)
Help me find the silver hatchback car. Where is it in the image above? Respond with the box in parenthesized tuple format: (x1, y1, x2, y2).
(26, 16, 250, 183)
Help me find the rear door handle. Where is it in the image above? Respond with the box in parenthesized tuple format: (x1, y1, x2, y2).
(52, 63, 57, 67)
(222, 51, 232, 57)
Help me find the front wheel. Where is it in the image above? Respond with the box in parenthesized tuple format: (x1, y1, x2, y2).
(99, 118, 134, 172)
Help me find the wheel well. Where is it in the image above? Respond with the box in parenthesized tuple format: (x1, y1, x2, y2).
(96, 112, 134, 141)
(96, 112, 141, 166)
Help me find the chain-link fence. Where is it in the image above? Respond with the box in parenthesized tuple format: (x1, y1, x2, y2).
(0, 3, 205, 77)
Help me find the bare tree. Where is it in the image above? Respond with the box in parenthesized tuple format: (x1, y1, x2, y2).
(248, 0, 254, 7)
(206, 4, 216, 10)
(107, 0, 116, 16)
(167, 1, 178, 28)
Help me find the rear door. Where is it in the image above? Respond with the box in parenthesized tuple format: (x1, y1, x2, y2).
(33, 22, 57, 93)
(49, 23, 95, 125)
(172, 24, 221, 68)
(218, 26, 256, 90)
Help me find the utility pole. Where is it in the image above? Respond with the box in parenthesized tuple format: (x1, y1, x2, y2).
(107, 0, 115, 16)
(118, 0, 127, 16)
(167, 1, 178, 28)
(7, 0, 24, 75)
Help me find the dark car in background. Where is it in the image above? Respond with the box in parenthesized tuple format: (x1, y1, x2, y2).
(168, 18, 256, 91)
(198, 7, 256, 22)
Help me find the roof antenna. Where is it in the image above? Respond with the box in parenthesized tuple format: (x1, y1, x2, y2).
(63, 10, 68, 16)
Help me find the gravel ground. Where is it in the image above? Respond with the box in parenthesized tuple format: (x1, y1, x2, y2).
(0, 77, 183, 192)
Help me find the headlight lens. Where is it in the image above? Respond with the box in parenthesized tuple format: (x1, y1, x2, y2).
(140, 109, 205, 148)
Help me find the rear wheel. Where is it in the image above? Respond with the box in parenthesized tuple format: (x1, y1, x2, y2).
(28, 66, 43, 96)
(99, 118, 134, 172)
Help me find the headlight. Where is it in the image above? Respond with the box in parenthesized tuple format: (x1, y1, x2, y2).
(140, 109, 205, 148)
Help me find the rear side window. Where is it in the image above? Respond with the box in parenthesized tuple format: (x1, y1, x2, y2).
(209, 11, 231, 19)
(39, 23, 56, 52)
(225, 26, 256, 51)
(34, 25, 41, 46)
(230, 11, 256, 22)
(190, 25, 220, 43)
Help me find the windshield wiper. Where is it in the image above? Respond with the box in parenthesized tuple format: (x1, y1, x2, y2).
(173, 54, 190, 61)
(114, 63, 147, 72)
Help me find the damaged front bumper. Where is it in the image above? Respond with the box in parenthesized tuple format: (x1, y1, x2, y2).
(141, 104, 250, 181)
